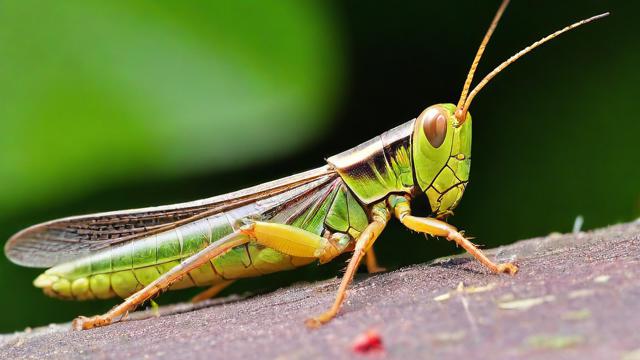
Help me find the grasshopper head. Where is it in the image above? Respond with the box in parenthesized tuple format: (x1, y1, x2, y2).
(412, 103, 471, 218)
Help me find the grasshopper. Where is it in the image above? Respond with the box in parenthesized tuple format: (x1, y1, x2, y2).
(5, 0, 607, 330)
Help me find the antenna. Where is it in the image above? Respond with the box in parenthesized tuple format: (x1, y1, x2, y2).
(456, 12, 610, 123)
(456, 0, 510, 115)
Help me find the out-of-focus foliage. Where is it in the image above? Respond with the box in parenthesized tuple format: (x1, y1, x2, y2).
(0, 0, 342, 213)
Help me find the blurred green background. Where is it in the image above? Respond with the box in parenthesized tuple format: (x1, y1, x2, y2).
(0, 0, 637, 332)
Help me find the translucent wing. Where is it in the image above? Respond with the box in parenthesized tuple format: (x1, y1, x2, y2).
(5, 166, 336, 267)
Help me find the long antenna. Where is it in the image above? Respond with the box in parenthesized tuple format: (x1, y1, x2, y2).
(458, 12, 609, 122)
(455, 0, 510, 118)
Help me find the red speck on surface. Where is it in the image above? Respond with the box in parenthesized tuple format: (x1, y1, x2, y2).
(352, 329, 384, 354)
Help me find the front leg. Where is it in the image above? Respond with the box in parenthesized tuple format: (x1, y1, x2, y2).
(306, 202, 390, 328)
(390, 195, 517, 275)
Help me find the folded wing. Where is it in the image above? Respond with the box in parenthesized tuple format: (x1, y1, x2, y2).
(5, 166, 335, 268)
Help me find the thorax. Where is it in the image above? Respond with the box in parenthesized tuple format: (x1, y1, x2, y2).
(327, 120, 416, 204)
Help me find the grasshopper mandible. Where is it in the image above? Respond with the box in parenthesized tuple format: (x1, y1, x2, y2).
(5, 0, 607, 330)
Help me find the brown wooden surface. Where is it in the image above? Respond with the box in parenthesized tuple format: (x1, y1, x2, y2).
(1, 221, 639, 360)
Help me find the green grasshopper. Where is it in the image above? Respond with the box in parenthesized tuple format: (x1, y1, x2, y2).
(4, 0, 607, 330)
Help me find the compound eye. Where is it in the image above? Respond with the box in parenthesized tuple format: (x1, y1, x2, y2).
(420, 107, 447, 148)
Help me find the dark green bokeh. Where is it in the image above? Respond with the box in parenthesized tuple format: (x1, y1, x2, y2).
(1, 0, 637, 332)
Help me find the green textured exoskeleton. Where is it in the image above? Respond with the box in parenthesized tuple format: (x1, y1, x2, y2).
(4, 0, 607, 330)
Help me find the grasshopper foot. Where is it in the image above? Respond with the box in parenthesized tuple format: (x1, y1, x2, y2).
(305, 311, 336, 329)
(367, 265, 387, 274)
(305, 317, 324, 329)
(496, 262, 518, 275)
(72, 315, 112, 330)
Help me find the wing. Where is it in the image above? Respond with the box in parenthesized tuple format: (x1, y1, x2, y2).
(5, 166, 336, 268)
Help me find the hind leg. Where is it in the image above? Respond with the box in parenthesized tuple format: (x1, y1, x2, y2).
(191, 280, 235, 303)
(73, 231, 249, 330)
(365, 248, 386, 273)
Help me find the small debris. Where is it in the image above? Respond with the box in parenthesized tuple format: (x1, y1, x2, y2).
(433, 282, 496, 302)
(593, 275, 610, 283)
(568, 289, 595, 299)
(352, 329, 384, 354)
(13, 337, 25, 348)
(561, 309, 592, 321)
(525, 334, 584, 349)
(465, 283, 496, 294)
(498, 295, 555, 310)
(498, 293, 515, 302)
(572, 215, 584, 233)
(150, 300, 160, 317)
(432, 331, 466, 345)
